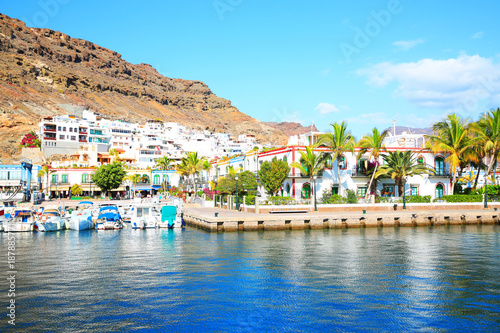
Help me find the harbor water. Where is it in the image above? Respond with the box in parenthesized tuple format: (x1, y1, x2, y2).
(1, 225, 499, 332)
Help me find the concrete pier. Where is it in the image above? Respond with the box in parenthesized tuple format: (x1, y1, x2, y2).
(183, 207, 500, 232)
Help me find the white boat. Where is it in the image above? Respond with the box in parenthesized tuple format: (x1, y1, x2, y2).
(5, 209, 35, 232)
(95, 205, 123, 230)
(37, 206, 66, 232)
(131, 204, 159, 229)
(68, 201, 95, 230)
(0, 207, 8, 232)
(158, 205, 184, 228)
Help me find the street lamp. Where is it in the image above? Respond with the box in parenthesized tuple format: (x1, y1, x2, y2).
(484, 177, 488, 209)
(89, 179, 93, 199)
(213, 177, 218, 208)
(402, 179, 406, 210)
(313, 175, 317, 212)
(235, 175, 239, 211)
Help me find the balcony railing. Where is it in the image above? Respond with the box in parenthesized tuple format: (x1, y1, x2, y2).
(44, 137, 56, 140)
(430, 170, 451, 177)
(351, 167, 371, 177)
(44, 128, 56, 132)
(79, 139, 88, 143)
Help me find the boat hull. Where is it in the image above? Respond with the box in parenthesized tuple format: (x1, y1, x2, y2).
(5, 222, 34, 232)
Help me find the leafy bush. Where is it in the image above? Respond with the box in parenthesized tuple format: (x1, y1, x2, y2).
(20, 130, 41, 148)
(245, 195, 256, 205)
(269, 196, 295, 205)
(376, 196, 394, 203)
(345, 190, 358, 204)
(398, 195, 432, 203)
(203, 188, 214, 200)
(440, 195, 483, 203)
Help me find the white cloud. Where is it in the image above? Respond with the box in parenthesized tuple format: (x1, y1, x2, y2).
(314, 103, 340, 115)
(357, 54, 500, 113)
(392, 38, 425, 51)
(345, 112, 391, 125)
(472, 31, 484, 39)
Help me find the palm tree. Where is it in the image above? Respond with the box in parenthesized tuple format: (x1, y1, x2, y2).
(357, 128, 389, 198)
(124, 173, 142, 198)
(318, 121, 355, 196)
(290, 146, 328, 201)
(109, 148, 120, 162)
(427, 113, 476, 194)
(155, 156, 174, 193)
(37, 165, 55, 196)
(470, 108, 500, 188)
(177, 152, 207, 195)
(375, 150, 435, 197)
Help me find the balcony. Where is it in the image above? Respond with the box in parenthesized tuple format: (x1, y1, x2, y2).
(79, 131, 88, 134)
(430, 170, 451, 177)
(44, 136, 56, 140)
(79, 139, 88, 143)
(44, 127, 56, 132)
(351, 167, 371, 178)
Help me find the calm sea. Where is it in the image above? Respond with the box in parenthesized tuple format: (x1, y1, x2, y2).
(1, 225, 499, 332)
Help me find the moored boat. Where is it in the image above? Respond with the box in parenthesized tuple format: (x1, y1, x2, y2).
(158, 205, 184, 228)
(95, 205, 123, 230)
(37, 206, 66, 232)
(5, 209, 35, 232)
(131, 203, 158, 229)
(68, 201, 95, 230)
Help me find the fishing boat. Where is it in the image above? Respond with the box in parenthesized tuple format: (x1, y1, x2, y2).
(68, 201, 95, 230)
(95, 205, 123, 230)
(37, 206, 66, 232)
(130, 203, 159, 229)
(5, 209, 35, 232)
(158, 205, 184, 228)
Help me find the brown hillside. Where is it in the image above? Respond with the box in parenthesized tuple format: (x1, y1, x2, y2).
(0, 13, 288, 162)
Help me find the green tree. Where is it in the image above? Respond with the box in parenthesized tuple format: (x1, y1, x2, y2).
(71, 183, 83, 197)
(216, 171, 258, 196)
(290, 146, 328, 200)
(427, 114, 476, 194)
(318, 121, 355, 195)
(258, 157, 290, 196)
(471, 108, 500, 188)
(37, 165, 55, 196)
(375, 150, 435, 197)
(91, 161, 127, 197)
(177, 152, 207, 194)
(155, 156, 174, 193)
(357, 128, 389, 198)
(124, 173, 142, 198)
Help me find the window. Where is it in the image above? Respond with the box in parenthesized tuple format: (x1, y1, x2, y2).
(57, 126, 61, 131)
(417, 156, 425, 165)
(9, 171, 22, 180)
(286, 183, 291, 197)
(382, 185, 395, 197)
(63, 127, 66, 131)
(436, 184, 445, 198)
(332, 186, 339, 195)
(154, 175, 160, 185)
(71, 136, 76, 141)
(435, 157, 445, 176)
(59, 135, 64, 140)
(69, 128, 73, 132)
(325, 155, 332, 169)
(339, 155, 347, 170)
(301, 183, 311, 199)
(0, 171, 7, 180)
(283, 156, 287, 163)
(82, 174, 88, 183)
(357, 186, 367, 198)
(357, 159, 368, 174)
(62, 174, 68, 183)
(52, 174, 58, 183)
(411, 185, 419, 196)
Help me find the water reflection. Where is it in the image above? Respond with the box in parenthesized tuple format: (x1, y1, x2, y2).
(0, 225, 499, 332)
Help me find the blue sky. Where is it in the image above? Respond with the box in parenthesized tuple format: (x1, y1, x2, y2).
(2, 0, 500, 138)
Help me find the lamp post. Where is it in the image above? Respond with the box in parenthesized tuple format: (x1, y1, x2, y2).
(235, 175, 239, 211)
(89, 179, 93, 199)
(313, 175, 317, 212)
(484, 177, 488, 209)
(214, 177, 218, 208)
(402, 179, 406, 210)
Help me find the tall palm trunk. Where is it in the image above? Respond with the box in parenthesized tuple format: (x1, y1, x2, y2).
(336, 158, 342, 196)
(366, 162, 378, 199)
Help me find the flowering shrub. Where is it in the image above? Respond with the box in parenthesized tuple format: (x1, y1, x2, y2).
(203, 187, 214, 200)
(20, 130, 41, 148)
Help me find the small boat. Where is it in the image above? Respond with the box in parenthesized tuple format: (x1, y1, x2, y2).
(37, 206, 66, 232)
(68, 201, 95, 230)
(131, 203, 158, 229)
(0, 207, 8, 232)
(95, 205, 123, 230)
(158, 205, 184, 228)
(5, 209, 35, 232)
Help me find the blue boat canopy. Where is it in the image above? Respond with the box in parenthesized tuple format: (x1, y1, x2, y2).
(99, 206, 119, 212)
(78, 201, 94, 205)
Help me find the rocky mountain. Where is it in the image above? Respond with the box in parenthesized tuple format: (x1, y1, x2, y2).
(0, 13, 291, 162)
(265, 122, 318, 138)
